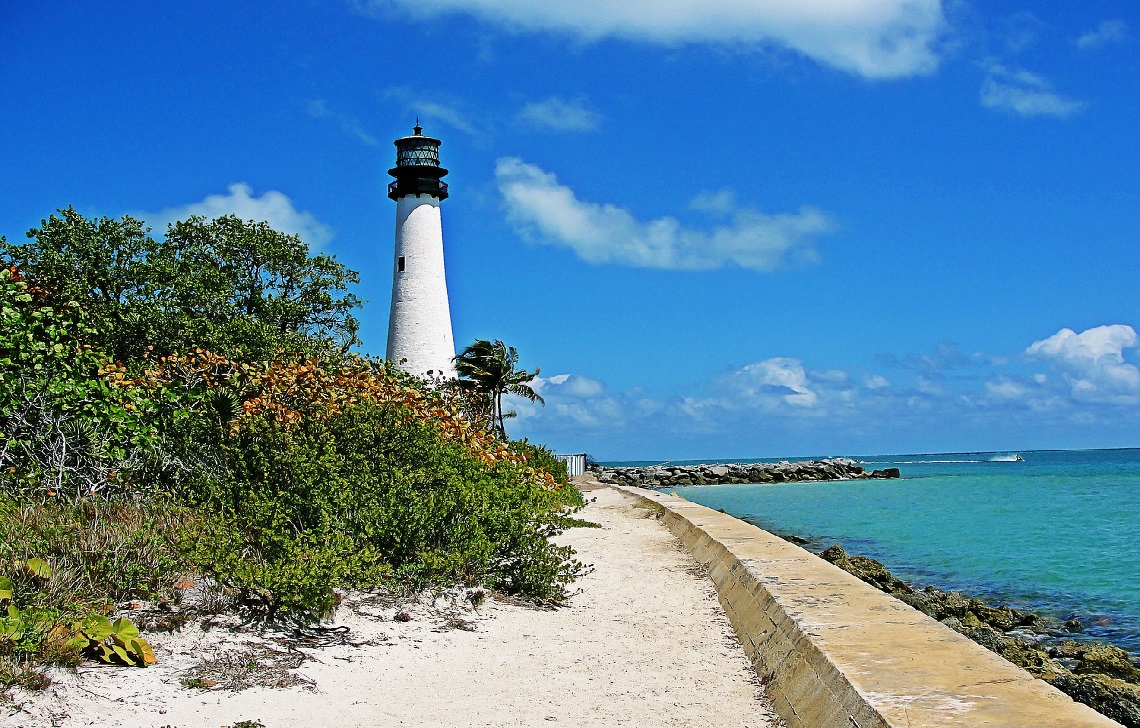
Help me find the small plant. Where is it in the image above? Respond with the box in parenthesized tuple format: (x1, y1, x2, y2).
(1, 559, 53, 599)
(0, 605, 58, 654)
(67, 614, 156, 667)
(23, 559, 51, 580)
(1, 561, 70, 663)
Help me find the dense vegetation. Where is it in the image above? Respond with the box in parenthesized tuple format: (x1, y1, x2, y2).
(0, 210, 581, 691)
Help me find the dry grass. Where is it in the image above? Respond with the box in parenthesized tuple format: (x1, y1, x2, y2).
(180, 643, 313, 692)
(0, 496, 196, 612)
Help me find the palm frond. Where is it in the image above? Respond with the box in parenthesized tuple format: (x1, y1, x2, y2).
(454, 338, 544, 438)
(506, 383, 544, 404)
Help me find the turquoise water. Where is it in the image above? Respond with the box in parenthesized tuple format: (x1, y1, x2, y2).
(612, 449, 1140, 653)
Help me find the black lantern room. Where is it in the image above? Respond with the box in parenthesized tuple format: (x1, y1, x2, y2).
(387, 123, 449, 201)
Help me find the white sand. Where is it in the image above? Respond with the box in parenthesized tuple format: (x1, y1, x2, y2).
(3, 486, 779, 727)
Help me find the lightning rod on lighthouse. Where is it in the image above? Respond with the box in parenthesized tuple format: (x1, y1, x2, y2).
(385, 123, 457, 379)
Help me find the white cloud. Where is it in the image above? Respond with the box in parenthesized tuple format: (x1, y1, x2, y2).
(980, 64, 1086, 118)
(1077, 20, 1127, 50)
(516, 358, 857, 439)
(911, 375, 948, 398)
(864, 374, 891, 389)
(365, 0, 947, 79)
(1028, 325, 1138, 364)
(689, 190, 736, 214)
(306, 100, 378, 146)
(513, 373, 617, 428)
(495, 158, 833, 272)
(518, 97, 603, 132)
(700, 358, 869, 417)
(1027, 325, 1140, 404)
(149, 184, 334, 249)
(985, 378, 1027, 400)
(726, 358, 820, 408)
(533, 373, 607, 399)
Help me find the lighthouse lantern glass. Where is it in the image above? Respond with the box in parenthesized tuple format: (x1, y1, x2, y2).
(396, 139, 440, 168)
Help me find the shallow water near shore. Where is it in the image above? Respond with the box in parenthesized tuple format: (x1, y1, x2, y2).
(609, 449, 1140, 654)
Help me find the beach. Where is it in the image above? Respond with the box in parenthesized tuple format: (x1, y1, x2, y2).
(3, 485, 779, 728)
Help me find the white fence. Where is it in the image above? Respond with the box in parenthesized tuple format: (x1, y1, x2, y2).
(555, 453, 588, 477)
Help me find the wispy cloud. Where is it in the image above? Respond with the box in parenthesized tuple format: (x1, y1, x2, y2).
(878, 342, 971, 372)
(1076, 20, 1127, 50)
(384, 87, 482, 138)
(980, 64, 1086, 118)
(495, 158, 832, 272)
(363, 0, 948, 80)
(306, 100, 378, 146)
(146, 183, 334, 250)
(518, 97, 603, 132)
(1003, 11, 1043, 54)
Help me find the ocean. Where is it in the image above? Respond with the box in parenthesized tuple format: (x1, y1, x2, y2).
(604, 448, 1140, 654)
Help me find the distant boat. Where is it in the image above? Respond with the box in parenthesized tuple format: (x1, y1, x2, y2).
(988, 453, 1024, 462)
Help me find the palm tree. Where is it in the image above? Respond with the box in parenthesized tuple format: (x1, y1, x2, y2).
(453, 339, 544, 439)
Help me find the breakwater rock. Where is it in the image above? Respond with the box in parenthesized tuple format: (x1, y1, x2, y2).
(821, 544, 1140, 727)
(593, 459, 899, 489)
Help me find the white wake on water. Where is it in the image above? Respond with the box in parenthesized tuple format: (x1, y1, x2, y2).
(859, 455, 1025, 464)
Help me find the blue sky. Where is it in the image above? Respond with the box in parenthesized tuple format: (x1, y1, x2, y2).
(2, 1, 1138, 459)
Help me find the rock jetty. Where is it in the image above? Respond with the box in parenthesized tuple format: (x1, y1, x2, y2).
(593, 458, 899, 488)
(821, 544, 1140, 727)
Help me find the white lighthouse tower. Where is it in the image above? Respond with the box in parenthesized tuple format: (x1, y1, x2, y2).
(385, 123, 457, 379)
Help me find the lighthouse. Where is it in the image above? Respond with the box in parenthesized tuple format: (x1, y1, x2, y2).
(385, 123, 457, 379)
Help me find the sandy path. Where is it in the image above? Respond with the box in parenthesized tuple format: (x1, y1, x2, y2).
(4, 486, 779, 728)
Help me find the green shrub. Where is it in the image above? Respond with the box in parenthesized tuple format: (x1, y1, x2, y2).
(182, 409, 393, 619)
(184, 399, 583, 620)
(332, 402, 584, 599)
(66, 614, 156, 666)
(0, 547, 165, 691)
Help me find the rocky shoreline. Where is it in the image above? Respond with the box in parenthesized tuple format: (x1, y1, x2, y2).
(820, 544, 1140, 727)
(592, 458, 900, 488)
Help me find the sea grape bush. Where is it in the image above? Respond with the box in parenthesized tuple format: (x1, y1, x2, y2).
(99, 349, 581, 619)
(67, 614, 156, 667)
(509, 439, 570, 483)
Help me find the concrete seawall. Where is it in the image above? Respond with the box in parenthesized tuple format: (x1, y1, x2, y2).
(612, 484, 1121, 728)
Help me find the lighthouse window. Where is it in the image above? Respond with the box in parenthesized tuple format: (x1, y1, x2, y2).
(397, 256, 405, 272)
